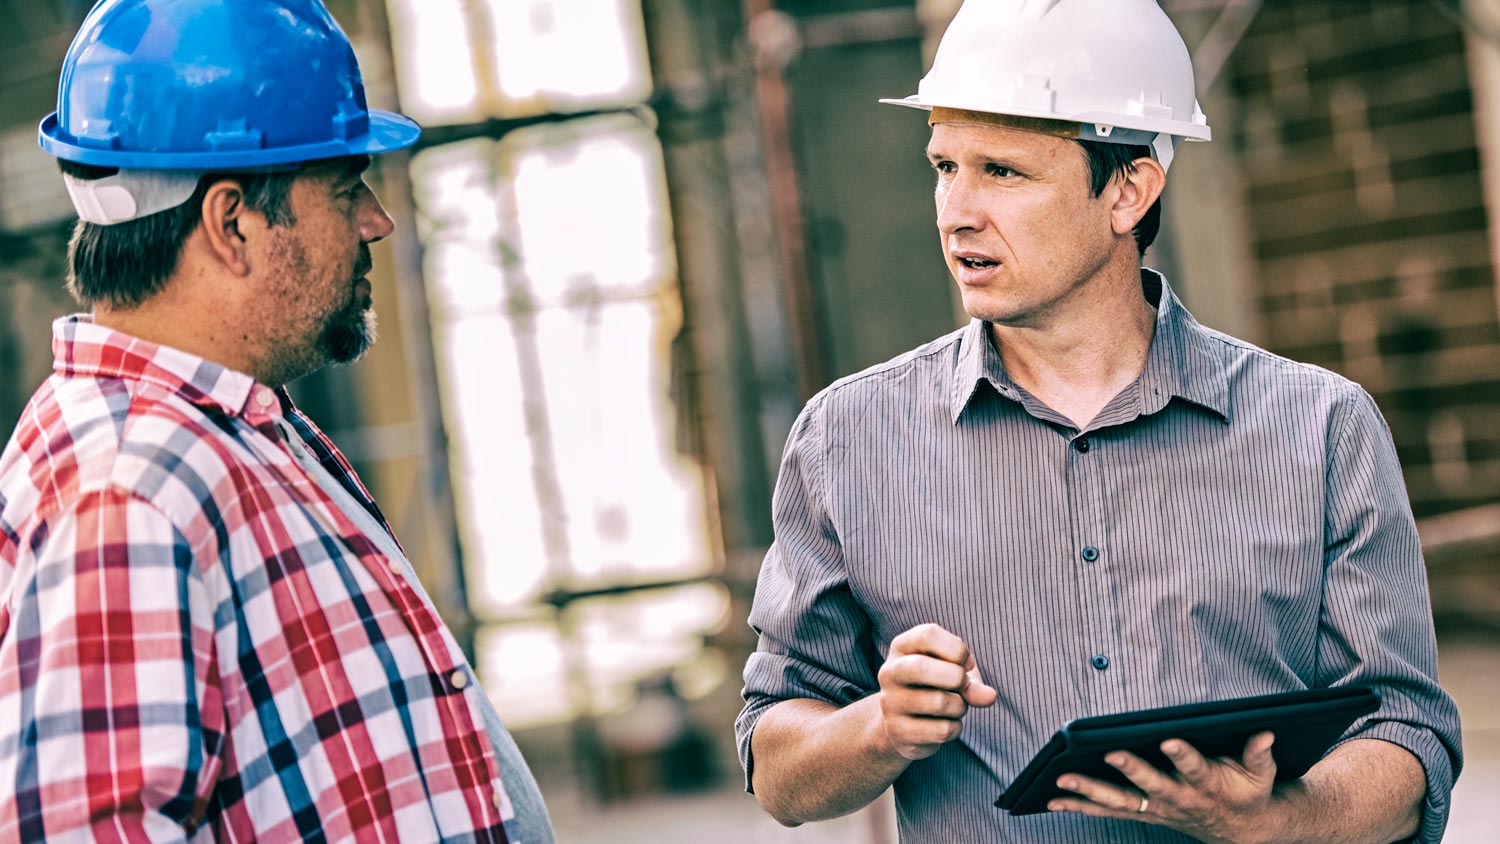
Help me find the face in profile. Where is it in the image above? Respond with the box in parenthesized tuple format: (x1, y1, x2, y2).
(253, 156, 394, 385)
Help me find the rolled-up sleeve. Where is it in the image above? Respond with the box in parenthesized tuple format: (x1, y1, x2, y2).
(1318, 385, 1463, 843)
(735, 393, 882, 792)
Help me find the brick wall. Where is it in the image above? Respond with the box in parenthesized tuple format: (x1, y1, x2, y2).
(1224, 1, 1500, 520)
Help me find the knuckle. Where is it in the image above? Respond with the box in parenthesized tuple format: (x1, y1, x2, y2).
(944, 719, 964, 742)
(921, 689, 954, 715)
(939, 663, 967, 690)
(921, 718, 959, 745)
(943, 691, 968, 718)
(879, 653, 916, 683)
(910, 622, 944, 645)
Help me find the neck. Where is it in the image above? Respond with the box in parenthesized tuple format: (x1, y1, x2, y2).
(92, 274, 270, 386)
(990, 263, 1157, 430)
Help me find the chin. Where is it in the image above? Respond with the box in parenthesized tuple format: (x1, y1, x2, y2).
(320, 309, 378, 365)
(958, 290, 1026, 325)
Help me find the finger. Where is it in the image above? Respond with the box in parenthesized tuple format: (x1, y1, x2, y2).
(961, 654, 998, 707)
(1103, 750, 1175, 795)
(889, 623, 972, 667)
(886, 713, 964, 753)
(879, 653, 968, 691)
(1046, 796, 1140, 819)
(1241, 731, 1277, 781)
(962, 676, 998, 707)
(1161, 738, 1212, 787)
(1055, 774, 1142, 814)
(886, 687, 966, 719)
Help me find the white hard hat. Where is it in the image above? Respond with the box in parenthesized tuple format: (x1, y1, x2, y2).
(881, 0, 1210, 171)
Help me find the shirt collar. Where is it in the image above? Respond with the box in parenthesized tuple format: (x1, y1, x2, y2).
(52, 314, 288, 424)
(950, 270, 1230, 424)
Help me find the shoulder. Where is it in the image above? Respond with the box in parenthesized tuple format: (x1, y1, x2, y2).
(1189, 325, 1397, 472)
(2, 374, 244, 546)
(1199, 325, 1372, 412)
(800, 326, 967, 424)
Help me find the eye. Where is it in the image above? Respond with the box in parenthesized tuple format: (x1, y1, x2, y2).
(929, 160, 955, 175)
(987, 164, 1020, 179)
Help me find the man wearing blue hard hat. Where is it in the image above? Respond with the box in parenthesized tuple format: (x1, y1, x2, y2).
(0, 1, 555, 841)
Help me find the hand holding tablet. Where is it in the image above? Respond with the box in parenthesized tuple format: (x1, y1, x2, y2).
(996, 686, 1381, 816)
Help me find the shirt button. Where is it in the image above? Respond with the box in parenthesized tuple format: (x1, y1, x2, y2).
(255, 388, 275, 408)
(1081, 546, 1099, 562)
(492, 788, 504, 811)
(387, 558, 404, 577)
(1073, 437, 1090, 453)
(1091, 654, 1110, 670)
(450, 669, 469, 690)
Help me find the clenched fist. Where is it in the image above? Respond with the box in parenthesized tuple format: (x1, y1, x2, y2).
(877, 623, 997, 760)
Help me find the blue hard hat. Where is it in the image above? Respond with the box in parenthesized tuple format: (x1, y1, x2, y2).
(38, 0, 420, 170)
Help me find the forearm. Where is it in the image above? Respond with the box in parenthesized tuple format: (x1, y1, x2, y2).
(748, 696, 911, 825)
(1267, 739, 1425, 844)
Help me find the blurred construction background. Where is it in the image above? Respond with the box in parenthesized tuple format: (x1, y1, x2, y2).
(3, 0, 1499, 840)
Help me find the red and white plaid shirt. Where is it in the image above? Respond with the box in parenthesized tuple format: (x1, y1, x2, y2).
(0, 317, 513, 843)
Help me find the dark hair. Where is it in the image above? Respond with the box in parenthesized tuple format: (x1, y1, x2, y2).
(1074, 140, 1161, 257)
(58, 159, 298, 309)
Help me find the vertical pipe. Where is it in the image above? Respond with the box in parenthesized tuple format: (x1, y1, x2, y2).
(743, 0, 830, 399)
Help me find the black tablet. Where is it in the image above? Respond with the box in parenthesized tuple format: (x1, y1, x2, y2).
(995, 686, 1380, 816)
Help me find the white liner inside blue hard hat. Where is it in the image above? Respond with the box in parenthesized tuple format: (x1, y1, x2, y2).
(62, 169, 205, 225)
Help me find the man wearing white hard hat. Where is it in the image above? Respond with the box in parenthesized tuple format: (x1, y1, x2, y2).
(0, 1, 554, 841)
(736, 1, 1461, 841)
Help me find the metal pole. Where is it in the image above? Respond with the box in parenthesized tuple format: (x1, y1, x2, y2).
(743, 0, 831, 400)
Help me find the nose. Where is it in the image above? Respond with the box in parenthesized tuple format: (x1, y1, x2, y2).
(936, 170, 986, 236)
(361, 191, 397, 244)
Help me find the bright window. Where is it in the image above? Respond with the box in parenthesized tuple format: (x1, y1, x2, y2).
(395, 2, 720, 728)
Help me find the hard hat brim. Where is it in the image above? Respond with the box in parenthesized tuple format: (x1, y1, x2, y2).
(39, 109, 423, 171)
(878, 95, 1211, 143)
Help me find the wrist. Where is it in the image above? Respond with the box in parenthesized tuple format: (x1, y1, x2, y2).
(860, 693, 916, 769)
(1245, 783, 1303, 844)
(863, 693, 900, 758)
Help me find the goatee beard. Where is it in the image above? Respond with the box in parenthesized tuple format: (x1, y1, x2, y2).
(318, 302, 376, 364)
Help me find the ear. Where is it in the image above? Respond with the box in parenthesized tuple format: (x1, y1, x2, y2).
(1109, 156, 1166, 238)
(198, 178, 254, 276)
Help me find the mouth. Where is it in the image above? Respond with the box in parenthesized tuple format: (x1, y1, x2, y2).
(950, 249, 1002, 285)
(953, 252, 1000, 270)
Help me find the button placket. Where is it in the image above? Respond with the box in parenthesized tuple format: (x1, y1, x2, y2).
(1067, 430, 1123, 708)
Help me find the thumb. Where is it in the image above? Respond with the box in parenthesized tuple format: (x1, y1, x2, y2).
(961, 654, 997, 707)
(1242, 731, 1277, 782)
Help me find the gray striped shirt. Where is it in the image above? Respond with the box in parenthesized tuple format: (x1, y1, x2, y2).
(736, 271, 1462, 843)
